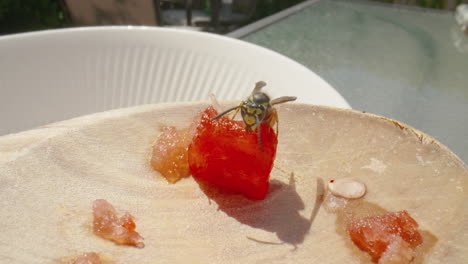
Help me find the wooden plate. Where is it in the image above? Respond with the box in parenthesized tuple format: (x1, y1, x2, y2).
(0, 103, 466, 263)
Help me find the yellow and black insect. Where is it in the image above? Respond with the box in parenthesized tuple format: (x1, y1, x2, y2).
(211, 81, 297, 150)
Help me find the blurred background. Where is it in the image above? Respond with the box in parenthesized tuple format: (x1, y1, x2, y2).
(1, 0, 467, 162)
(1, 0, 467, 36)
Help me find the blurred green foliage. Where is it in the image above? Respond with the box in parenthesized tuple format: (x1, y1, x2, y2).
(0, 0, 66, 35)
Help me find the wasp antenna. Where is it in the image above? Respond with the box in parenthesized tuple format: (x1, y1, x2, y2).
(253, 81, 267, 93)
(271, 96, 297, 105)
(211, 105, 242, 121)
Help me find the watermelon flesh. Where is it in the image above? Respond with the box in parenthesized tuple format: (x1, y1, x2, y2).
(188, 106, 278, 200)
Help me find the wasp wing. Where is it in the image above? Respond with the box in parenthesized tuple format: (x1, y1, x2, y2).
(253, 81, 267, 93)
(271, 96, 297, 105)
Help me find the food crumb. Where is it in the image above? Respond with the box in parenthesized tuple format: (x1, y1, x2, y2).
(93, 199, 145, 248)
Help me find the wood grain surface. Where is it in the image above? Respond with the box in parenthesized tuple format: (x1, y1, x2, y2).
(0, 103, 466, 263)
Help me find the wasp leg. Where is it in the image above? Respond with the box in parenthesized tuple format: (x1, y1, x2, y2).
(256, 114, 264, 152)
(211, 105, 242, 121)
(230, 104, 242, 120)
(275, 114, 279, 136)
(264, 108, 280, 136)
(271, 96, 297, 105)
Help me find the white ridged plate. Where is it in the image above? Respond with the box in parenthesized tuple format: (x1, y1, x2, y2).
(0, 26, 349, 135)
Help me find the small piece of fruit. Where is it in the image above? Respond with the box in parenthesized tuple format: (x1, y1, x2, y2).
(93, 199, 145, 248)
(328, 178, 366, 199)
(188, 106, 278, 200)
(151, 126, 192, 183)
(347, 210, 422, 262)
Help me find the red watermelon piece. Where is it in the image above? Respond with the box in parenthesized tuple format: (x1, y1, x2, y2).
(188, 106, 278, 200)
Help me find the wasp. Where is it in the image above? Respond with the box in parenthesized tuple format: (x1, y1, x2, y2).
(211, 81, 297, 150)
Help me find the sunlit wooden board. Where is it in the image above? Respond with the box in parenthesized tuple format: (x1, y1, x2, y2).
(0, 103, 466, 263)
